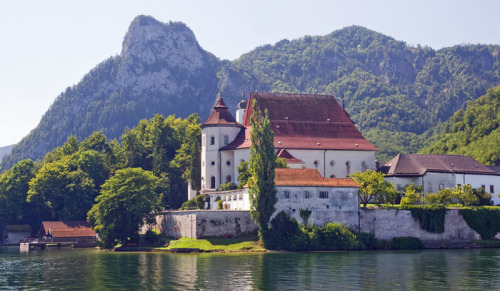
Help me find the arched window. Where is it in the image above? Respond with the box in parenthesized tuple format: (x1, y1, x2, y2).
(211, 176, 216, 189)
(330, 160, 335, 167)
(314, 160, 319, 167)
(346, 161, 351, 176)
(226, 175, 231, 183)
(330, 174, 336, 178)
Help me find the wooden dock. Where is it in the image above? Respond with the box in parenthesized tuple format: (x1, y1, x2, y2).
(20, 239, 78, 251)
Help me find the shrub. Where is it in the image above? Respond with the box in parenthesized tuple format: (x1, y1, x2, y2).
(180, 194, 208, 210)
(400, 187, 420, 206)
(195, 194, 208, 209)
(356, 232, 379, 250)
(180, 198, 197, 210)
(421, 189, 456, 205)
(392, 237, 423, 249)
(473, 187, 492, 206)
(217, 199, 223, 210)
(218, 182, 237, 191)
(145, 229, 160, 244)
(268, 211, 310, 250)
(310, 222, 358, 251)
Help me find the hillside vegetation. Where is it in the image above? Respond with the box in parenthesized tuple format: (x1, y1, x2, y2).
(2, 16, 500, 170)
(421, 85, 500, 165)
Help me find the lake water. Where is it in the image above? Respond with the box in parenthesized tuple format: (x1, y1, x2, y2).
(1, 247, 500, 290)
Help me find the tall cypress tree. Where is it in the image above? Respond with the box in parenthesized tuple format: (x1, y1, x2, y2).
(248, 99, 277, 245)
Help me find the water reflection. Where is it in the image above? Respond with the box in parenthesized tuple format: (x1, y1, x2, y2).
(1, 247, 500, 290)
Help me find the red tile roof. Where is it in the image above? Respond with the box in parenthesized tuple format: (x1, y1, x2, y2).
(382, 154, 498, 177)
(221, 92, 377, 151)
(201, 97, 244, 128)
(40, 221, 96, 238)
(275, 168, 359, 187)
(277, 148, 304, 164)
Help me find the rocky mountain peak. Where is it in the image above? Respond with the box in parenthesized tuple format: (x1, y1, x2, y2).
(121, 15, 203, 69)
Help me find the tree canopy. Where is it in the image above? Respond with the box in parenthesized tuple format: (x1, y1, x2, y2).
(88, 168, 161, 249)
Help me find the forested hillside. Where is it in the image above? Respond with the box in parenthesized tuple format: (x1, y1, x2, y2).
(0, 113, 201, 232)
(420, 85, 500, 165)
(2, 16, 500, 170)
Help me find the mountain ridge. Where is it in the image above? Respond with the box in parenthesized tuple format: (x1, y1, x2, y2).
(2, 16, 499, 170)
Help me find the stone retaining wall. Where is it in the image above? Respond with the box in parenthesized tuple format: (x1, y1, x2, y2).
(143, 210, 258, 238)
(145, 208, 481, 247)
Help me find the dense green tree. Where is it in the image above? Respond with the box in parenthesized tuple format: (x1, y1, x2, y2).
(0, 159, 37, 230)
(27, 159, 94, 221)
(88, 168, 160, 249)
(350, 169, 396, 207)
(248, 100, 278, 244)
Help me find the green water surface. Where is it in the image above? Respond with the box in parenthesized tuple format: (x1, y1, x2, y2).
(1, 247, 499, 290)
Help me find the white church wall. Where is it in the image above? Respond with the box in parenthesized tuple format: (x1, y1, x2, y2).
(201, 126, 241, 190)
(220, 151, 235, 185)
(288, 149, 376, 178)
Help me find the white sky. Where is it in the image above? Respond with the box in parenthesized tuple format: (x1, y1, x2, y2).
(1, 0, 499, 147)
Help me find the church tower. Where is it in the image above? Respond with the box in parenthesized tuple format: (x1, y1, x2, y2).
(200, 95, 243, 191)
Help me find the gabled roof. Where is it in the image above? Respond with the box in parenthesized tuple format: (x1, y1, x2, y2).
(277, 148, 304, 164)
(221, 92, 377, 151)
(382, 154, 498, 177)
(275, 168, 359, 187)
(201, 97, 243, 128)
(40, 221, 96, 238)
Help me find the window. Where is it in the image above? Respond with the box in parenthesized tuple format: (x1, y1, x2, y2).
(224, 135, 229, 145)
(211, 161, 215, 166)
(284, 190, 290, 199)
(481, 185, 485, 190)
(226, 161, 231, 166)
(439, 184, 444, 190)
(491, 185, 495, 194)
(330, 160, 335, 167)
(210, 176, 216, 189)
(319, 191, 329, 199)
(314, 160, 319, 167)
(304, 191, 311, 199)
(345, 161, 351, 176)
(226, 175, 231, 183)
(210, 136, 215, 145)
(329, 174, 336, 178)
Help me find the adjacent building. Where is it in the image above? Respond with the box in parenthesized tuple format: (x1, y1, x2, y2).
(380, 154, 500, 205)
(206, 168, 360, 227)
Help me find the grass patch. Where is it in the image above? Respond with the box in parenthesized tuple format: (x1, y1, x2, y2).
(156, 235, 265, 252)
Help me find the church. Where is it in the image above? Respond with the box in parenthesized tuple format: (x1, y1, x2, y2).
(200, 92, 377, 192)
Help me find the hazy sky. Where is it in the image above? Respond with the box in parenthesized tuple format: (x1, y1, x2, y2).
(1, 0, 499, 147)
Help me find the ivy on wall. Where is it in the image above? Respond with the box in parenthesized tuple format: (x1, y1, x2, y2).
(407, 205, 446, 234)
(459, 207, 500, 240)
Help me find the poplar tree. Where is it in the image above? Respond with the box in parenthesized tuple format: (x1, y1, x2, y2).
(248, 100, 277, 245)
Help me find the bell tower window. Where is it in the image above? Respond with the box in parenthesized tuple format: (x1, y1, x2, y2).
(211, 176, 216, 189)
